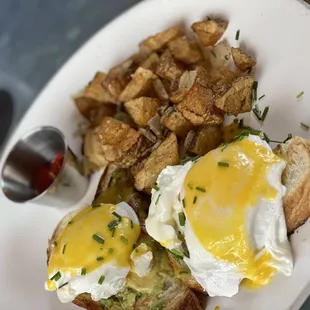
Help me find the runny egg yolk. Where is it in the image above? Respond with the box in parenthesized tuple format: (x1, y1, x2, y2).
(184, 138, 282, 288)
(47, 204, 140, 290)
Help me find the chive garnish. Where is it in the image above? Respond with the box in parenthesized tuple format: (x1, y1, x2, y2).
(163, 127, 169, 137)
(111, 228, 116, 237)
(133, 244, 136, 249)
(155, 194, 161, 205)
(179, 271, 189, 275)
(297, 91, 304, 99)
(108, 219, 119, 231)
(261, 106, 269, 122)
(187, 183, 194, 190)
(97, 256, 104, 261)
(108, 248, 114, 254)
(92, 203, 102, 208)
(252, 80, 258, 101)
(177, 193, 181, 202)
(62, 244, 66, 255)
(169, 249, 184, 259)
(98, 275, 105, 285)
(252, 108, 262, 121)
(258, 94, 265, 100)
(68, 221, 73, 225)
(58, 282, 68, 289)
(193, 196, 197, 204)
(235, 29, 240, 40)
(112, 212, 122, 221)
(178, 212, 186, 226)
(81, 267, 86, 275)
(196, 187, 206, 192)
(92, 234, 105, 245)
(120, 236, 128, 244)
(53, 241, 58, 247)
(218, 162, 229, 167)
(182, 199, 186, 208)
(221, 143, 228, 152)
(233, 118, 239, 123)
(283, 133, 292, 143)
(300, 122, 310, 130)
(211, 50, 217, 58)
(130, 220, 134, 229)
(152, 184, 160, 191)
(239, 119, 244, 128)
(50, 271, 61, 281)
(192, 155, 201, 162)
(247, 67, 252, 74)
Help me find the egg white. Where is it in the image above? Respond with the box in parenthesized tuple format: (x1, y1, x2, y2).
(145, 135, 293, 297)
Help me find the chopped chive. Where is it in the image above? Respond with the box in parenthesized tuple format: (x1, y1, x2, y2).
(177, 193, 181, 202)
(169, 249, 184, 259)
(62, 244, 66, 255)
(258, 94, 265, 100)
(196, 187, 206, 193)
(112, 212, 122, 221)
(283, 133, 292, 143)
(130, 220, 134, 229)
(108, 177, 113, 188)
(297, 91, 304, 99)
(211, 50, 217, 58)
(50, 271, 61, 281)
(300, 122, 310, 130)
(111, 228, 116, 237)
(92, 203, 102, 208)
(179, 271, 189, 275)
(252, 81, 258, 101)
(263, 133, 270, 143)
(53, 241, 58, 247)
(120, 236, 128, 244)
(163, 127, 169, 137)
(261, 106, 269, 122)
(97, 256, 104, 261)
(247, 67, 252, 74)
(193, 196, 197, 204)
(155, 194, 161, 205)
(98, 275, 105, 285)
(218, 161, 229, 167)
(221, 143, 228, 152)
(192, 155, 201, 162)
(108, 220, 119, 231)
(108, 248, 114, 254)
(235, 29, 240, 40)
(233, 118, 239, 123)
(152, 184, 160, 191)
(252, 108, 262, 121)
(68, 221, 73, 225)
(58, 282, 68, 289)
(178, 212, 186, 226)
(182, 199, 186, 208)
(239, 119, 244, 128)
(92, 234, 105, 245)
(187, 183, 194, 190)
(81, 267, 86, 275)
(133, 244, 136, 249)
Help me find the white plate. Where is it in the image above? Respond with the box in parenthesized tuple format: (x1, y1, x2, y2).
(1, 0, 310, 309)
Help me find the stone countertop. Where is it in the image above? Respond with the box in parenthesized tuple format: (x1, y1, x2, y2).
(0, 0, 309, 309)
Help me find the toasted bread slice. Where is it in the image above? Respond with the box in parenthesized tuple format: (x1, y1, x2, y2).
(47, 165, 203, 310)
(274, 136, 310, 234)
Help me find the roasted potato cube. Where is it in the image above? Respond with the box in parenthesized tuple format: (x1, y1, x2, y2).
(168, 37, 202, 64)
(140, 53, 160, 72)
(161, 107, 193, 138)
(139, 27, 184, 54)
(192, 19, 228, 46)
(215, 76, 253, 116)
(186, 125, 222, 155)
(125, 97, 160, 127)
(231, 47, 257, 72)
(88, 104, 117, 127)
(74, 72, 116, 118)
(119, 67, 154, 102)
(209, 41, 231, 69)
(133, 133, 180, 193)
(97, 117, 148, 168)
(156, 49, 185, 81)
(177, 82, 224, 126)
(152, 77, 169, 100)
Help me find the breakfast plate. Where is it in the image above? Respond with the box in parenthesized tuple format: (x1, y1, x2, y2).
(1, 0, 310, 309)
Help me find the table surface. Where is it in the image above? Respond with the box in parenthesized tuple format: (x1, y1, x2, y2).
(0, 0, 309, 309)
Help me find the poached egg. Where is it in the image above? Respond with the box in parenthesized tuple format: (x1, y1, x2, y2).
(146, 135, 293, 297)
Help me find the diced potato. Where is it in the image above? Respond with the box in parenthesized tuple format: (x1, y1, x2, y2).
(192, 19, 228, 46)
(209, 41, 231, 69)
(156, 49, 185, 81)
(231, 47, 256, 72)
(215, 76, 253, 116)
(125, 97, 160, 127)
(140, 53, 160, 72)
(74, 72, 116, 118)
(133, 133, 180, 193)
(119, 67, 154, 102)
(152, 77, 169, 100)
(88, 104, 117, 127)
(168, 37, 201, 64)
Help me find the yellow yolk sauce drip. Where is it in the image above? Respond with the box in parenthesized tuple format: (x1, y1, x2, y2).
(47, 204, 140, 290)
(184, 138, 281, 288)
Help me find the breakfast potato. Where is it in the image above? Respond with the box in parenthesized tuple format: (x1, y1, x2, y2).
(168, 37, 202, 64)
(133, 133, 180, 194)
(186, 125, 222, 155)
(88, 104, 117, 126)
(161, 107, 193, 138)
(231, 47, 257, 72)
(119, 67, 154, 102)
(125, 97, 160, 127)
(209, 41, 231, 69)
(215, 76, 254, 116)
(74, 72, 117, 118)
(152, 77, 169, 100)
(191, 19, 228, 46)
(139, 26, 184, 55)
(156, 49, 185, 81)
(97, 117, 149, 168)
(140, 52, 160, 72)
